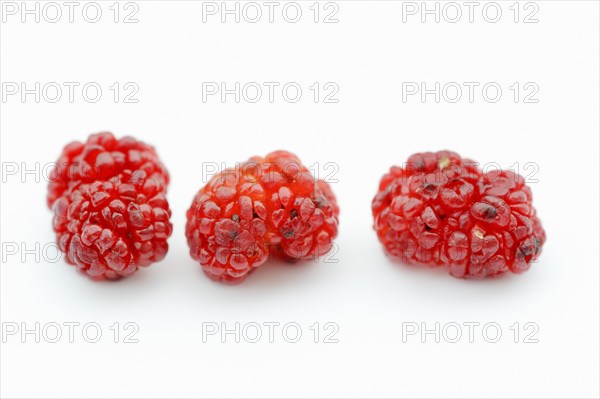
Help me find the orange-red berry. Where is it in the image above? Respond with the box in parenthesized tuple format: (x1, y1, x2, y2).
(185, 151, 339, 283)
(48, 132, 172, 280)
(372, 151, 545, 278)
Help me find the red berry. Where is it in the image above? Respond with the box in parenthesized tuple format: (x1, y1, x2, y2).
(372, 151, 545, 278)
(48, 132, 172, 280)
(186, 151, 339, 284)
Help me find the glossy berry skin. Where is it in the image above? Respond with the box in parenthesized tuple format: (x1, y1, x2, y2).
(186, 151, 339, 284)
(48, 132, 172, 280)
(372, 151, 545, 278)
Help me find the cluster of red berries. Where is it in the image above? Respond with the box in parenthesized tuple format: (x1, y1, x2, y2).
(185, 151, 339, 283)
(48, 134, 545, 283)
(47, 132, 173, 280)
(372, 151, 546, 278)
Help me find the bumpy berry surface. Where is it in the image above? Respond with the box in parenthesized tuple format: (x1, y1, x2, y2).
(372, 151, 545, 278)
(185, 151, 339, 284)
(48, 132, 172, 280)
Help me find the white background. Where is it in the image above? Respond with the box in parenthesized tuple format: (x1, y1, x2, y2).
(1, 1, 599, 398)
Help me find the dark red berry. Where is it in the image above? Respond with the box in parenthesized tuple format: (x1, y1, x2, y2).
(48, 132, 172, 280)
(372, 151, 545, 278)
(185, 151, 339, 284)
